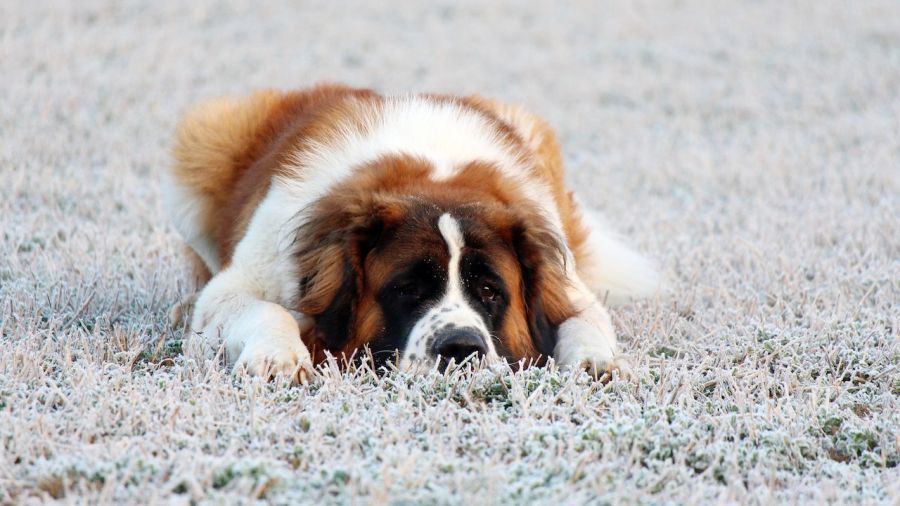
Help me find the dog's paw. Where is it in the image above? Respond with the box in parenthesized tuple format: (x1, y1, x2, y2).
(578, 355, 633, 382)
(554, 315, 632, 383)
(234, 337, 314, 384)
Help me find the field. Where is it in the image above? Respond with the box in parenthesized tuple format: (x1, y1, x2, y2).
(1, 1, 898, 504)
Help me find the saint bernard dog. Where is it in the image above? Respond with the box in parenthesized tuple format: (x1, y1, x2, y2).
(163, 84, 658, 382)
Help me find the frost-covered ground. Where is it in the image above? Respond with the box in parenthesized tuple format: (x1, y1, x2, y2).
(1, 0, 898, 504)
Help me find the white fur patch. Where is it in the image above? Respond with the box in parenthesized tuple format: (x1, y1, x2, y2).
(288, 97, 519, 182)
(399, 214, 497, 369)
(279, 96, 566, 242)
(229, 184, 306, 304)
(438, 212, 464, 260)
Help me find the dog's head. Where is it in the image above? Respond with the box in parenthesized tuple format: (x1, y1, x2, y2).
(293, 156, 574, 371)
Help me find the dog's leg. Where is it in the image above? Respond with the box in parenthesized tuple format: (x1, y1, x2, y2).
(553, 269, 632, 381)
(190, 266, 313, 382)
(187, 185, 314, 382)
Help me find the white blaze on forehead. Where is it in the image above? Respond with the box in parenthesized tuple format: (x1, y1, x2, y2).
(438, 213, 464, 275)
(399, 213, 498, 370)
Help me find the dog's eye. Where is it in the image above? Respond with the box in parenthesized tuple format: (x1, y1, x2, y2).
(479, 284, 498, 302)
(395, 281, 421, 298)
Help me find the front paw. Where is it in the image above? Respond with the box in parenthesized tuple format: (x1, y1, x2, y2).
(234, 337, 314, 384)
(578, 355, 633, 382)
(555, 316, 632, 382)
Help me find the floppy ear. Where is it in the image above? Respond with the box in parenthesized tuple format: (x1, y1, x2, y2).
(512, 210, 576, 363)
(293, 195, 402, 353)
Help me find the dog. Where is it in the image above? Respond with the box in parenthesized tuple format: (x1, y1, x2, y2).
(163, 84, 658, 381)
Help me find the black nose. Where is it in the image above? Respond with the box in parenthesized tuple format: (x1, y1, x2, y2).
(432, 329, 486, 368)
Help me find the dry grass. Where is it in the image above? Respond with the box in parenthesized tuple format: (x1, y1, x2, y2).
(1, 0, 898, 504)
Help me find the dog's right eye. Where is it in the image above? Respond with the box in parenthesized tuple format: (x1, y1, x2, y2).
(479, 283, 498, 303)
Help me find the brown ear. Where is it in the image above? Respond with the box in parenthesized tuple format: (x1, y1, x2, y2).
(511, 209, 576, 362)
(293, 194, 404, 352)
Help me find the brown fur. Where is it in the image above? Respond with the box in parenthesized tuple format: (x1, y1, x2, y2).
(462, 97, 591, 270)
(170, 84, 377, 267)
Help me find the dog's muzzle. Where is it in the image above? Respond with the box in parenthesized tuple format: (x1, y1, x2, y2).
(430, 327, 487, 370)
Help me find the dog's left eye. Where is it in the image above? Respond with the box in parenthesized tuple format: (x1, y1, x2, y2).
(479, 284, 498, 302)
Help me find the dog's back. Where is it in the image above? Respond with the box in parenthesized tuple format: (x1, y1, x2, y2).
(165, 85, 375, 274)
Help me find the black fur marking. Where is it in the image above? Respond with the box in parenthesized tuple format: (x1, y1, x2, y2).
(312, 260, 357, 351)
(458, 251, 509, 351)
(370, 258, 447, 370)
(512, 224, 560, 365)
(524, 293, 558, 363)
